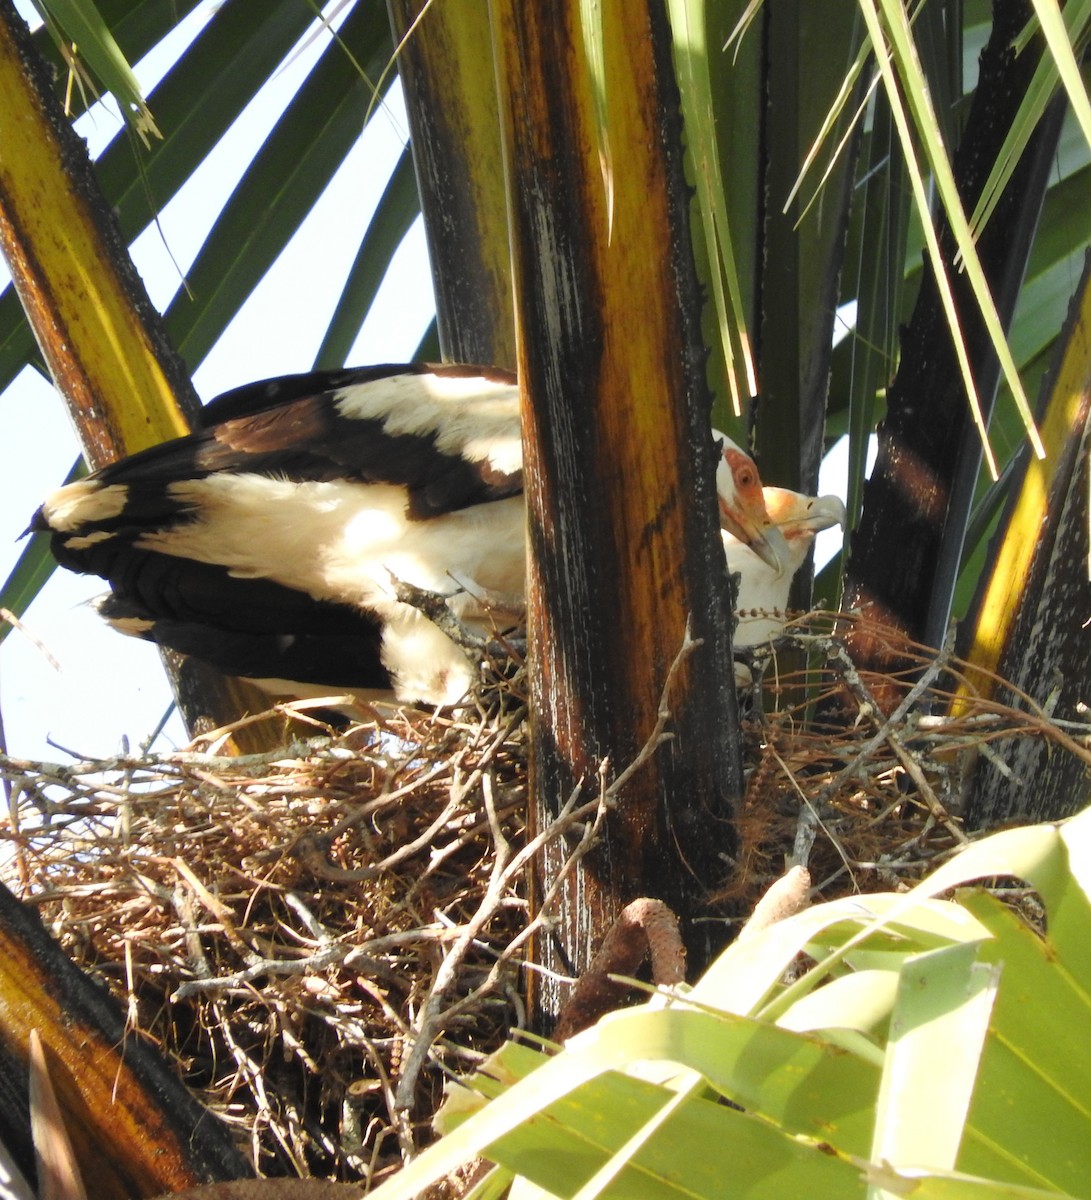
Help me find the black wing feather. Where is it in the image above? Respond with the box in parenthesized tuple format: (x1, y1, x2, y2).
(50, 363, 523, 519)
(30, 364, 523, 696)
(97, 595, 388, 691)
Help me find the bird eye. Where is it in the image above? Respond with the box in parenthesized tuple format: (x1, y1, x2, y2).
(737, 465, 755, 487)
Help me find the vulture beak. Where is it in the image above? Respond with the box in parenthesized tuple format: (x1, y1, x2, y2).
(714, 435, 791, 575)
(762, 488, 847, 539)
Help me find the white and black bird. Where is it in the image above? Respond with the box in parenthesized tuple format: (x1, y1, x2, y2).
(33, 364, 791, 707)
(724, 485, 847, 649)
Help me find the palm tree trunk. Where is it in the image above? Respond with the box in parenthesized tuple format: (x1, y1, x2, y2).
(958, 261, 1091, 825)
(388, 0, 515, 367)
(492, 0, 743, 1025)
(840, 0, 1059, 709)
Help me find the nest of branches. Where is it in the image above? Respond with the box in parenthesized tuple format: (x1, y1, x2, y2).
(1, 681, 533, 1184)
(1, 613, 1085, 1184)
(726, 611, 1090, 925)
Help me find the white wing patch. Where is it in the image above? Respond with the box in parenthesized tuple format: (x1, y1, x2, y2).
(134, 471, 526, 633)
(334, 373, 523, 478)
(63, 530, 115, 550)
(40, 481, 128, 531)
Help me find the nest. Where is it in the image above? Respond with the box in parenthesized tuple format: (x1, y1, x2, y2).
(1, 690, 531, 1184)
(1, 613, 1085, 1184)
(725, 611, 1088, 926)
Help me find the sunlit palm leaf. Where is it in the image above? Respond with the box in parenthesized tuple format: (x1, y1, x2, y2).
(0, 1, 352, 397)
(1030, 0, 1091, 150)
(97, 2, 328, 246)
(866, 0, 1041, 474)
(32, 0, 159, 141)
(669, 0, 757, 418)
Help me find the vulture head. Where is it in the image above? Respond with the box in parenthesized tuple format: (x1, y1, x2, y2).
(712, 433, 790, 576)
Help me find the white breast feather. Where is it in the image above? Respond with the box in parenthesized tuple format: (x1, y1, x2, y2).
(723, 530, 807, 649)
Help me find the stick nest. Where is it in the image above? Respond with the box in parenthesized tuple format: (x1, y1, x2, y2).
(1, 614, 1084, 1184)
(2, 685, 530, 1186)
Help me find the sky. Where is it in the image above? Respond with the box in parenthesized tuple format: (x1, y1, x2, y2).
(0, 1, 852, 765)
(0, 3, 434, 761)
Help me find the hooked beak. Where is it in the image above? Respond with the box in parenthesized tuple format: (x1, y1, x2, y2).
(763, 490, 847, 538)
(719, 499, 791, 574)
